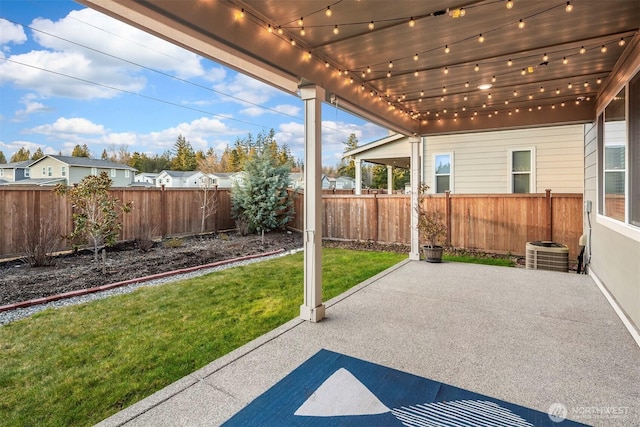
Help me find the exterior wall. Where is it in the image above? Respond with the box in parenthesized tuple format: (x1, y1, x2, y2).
(424, 124, 584, 194)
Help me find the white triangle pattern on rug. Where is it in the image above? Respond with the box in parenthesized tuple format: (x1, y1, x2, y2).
(294, 368, 391, 417)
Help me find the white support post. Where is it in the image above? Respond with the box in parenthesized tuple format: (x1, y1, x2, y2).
(354, 159, 362, 195)
(387, 165, 393, 194)
(410, 136, 421, 260)
(299, 85, 325, 322)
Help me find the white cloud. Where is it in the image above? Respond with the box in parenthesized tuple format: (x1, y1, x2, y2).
(13, 94, 52, 121)
(0, 18, 27, 46)
(0, 49, 146, 99)
(30, 117, 106, 136)
(31, 9, 205, 79)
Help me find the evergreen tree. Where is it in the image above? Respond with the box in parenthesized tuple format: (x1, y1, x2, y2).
(31, 147, 45, 161)
(171, 134, 197, 171)
(338, 133, 359, 178)
(71, 144, 91, 157)
(231, 145, 293, 244)
(0, 150, 8, 164)
(10, 147, 30, 162)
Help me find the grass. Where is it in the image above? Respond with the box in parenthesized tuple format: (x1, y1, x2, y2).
(0, 248, 405, 427)
(443, 253, 516, 267)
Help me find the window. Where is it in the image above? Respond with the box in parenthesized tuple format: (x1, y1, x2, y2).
(602, 88, 626, 222)
(111, 168, 116, 177)
(509, 148, 535, 193)
(91, 167, 97, 175)
(47, 166, 52, 177)
(61, 166, 67, 177)
(433, 153, 452, 193)
(24, 168, 30, 177)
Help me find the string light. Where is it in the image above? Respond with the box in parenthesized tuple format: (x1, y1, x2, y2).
(518, 19, 525, 29)
(325, 6, 332, 17)
(565, 1, 573, 12)
(333, 25, 339, 35)
(444, 45, 450, 54)
(506, 0, 514, 9)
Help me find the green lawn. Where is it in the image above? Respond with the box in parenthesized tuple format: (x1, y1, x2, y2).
(0, 248, 405, 427)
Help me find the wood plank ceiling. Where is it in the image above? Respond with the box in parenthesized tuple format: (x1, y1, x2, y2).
(80, 0, 639, 135)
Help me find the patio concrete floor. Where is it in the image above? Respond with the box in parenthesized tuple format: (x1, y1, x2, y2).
(96, 259, 640, 427)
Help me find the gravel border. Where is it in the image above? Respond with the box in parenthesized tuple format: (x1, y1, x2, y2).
(0, 248, 303, 326)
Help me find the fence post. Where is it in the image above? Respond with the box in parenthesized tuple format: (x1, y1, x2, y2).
(445, 190, 451, 246)
(160, 185, 167, 238)
(545, 189, 552, 241)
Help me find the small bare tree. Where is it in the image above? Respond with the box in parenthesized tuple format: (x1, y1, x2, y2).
(197, 176, 219, 233)
(19, 209, 62, 267)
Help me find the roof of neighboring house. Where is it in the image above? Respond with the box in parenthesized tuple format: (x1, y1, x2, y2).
(29, 155, 137, 171)
(0, 160, 32, 169)
(158, 170, 201, 178)
(1, 178, 66, 186)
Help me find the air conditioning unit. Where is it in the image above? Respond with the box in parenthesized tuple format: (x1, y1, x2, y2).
(526, 241, 569, 272)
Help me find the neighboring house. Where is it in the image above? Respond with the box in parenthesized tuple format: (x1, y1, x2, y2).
(344, 124, 584, 195)
(0, 160, 32, 184)
(5, 155, 136, 187)
(134, 172, 159, 186)
(155, 170, 216, 188)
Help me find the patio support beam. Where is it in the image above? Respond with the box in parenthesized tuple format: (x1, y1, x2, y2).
(354, 159, 362, 195)
(409, 136, 421, 261)
(387, 165, 393, 194)
(300, 84, 325, 323)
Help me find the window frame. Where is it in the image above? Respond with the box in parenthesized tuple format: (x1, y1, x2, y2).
(508, 147, 536, 193)
(433, 152, 454, 194)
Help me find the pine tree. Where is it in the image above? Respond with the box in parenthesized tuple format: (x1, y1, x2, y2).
(31, 147, 45, 161)
(71, 144, 91, 157)
(10, 147, 30, 162)
(171, 134, 197, 171)
(0, 150, 7, 164)
(231, 145, 293, 244)
(338, 133, 359, 178)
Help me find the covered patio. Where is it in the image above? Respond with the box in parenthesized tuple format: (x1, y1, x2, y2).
(97, 260, 640, 426)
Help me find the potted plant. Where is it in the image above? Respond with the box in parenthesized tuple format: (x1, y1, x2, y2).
(417, 186, 447, 263)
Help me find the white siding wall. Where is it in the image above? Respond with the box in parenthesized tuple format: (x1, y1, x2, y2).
(424, 124, 584, 194)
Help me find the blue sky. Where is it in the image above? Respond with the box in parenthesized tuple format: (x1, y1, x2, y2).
(0, 0, 388, 167)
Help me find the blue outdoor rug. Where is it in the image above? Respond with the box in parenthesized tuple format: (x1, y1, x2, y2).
(223, 349, 588, 426)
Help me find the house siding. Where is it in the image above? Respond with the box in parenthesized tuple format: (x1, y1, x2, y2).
(424, 124, 584, 194)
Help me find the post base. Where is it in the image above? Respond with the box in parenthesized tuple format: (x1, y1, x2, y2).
(300, 304, 326, 323)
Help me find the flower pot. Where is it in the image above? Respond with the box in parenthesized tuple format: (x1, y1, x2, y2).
(422, 245, 444, 263)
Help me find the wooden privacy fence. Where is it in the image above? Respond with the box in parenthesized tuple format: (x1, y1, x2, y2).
(1, 187, 582, 259)
(289, 191, 583, 259)
(0, 187, 234, 259)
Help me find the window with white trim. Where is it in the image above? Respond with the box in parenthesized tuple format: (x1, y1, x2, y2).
(509, 148, 535, 193)
(433, 153, 452, 193)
